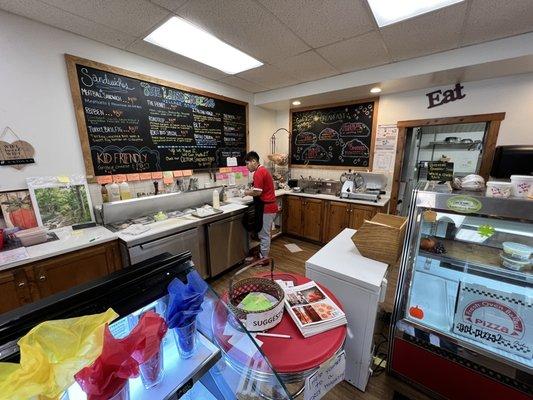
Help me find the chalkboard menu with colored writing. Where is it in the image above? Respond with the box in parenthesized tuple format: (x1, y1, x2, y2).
(66, 55, 247, 176)
(290, 100, 378, 168)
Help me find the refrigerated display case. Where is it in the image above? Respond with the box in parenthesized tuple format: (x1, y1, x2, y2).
(389, 182, 532, 399)
(0, 253, 290, 400)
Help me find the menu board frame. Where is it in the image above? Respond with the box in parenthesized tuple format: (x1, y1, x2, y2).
(289, 99, 379, 169)
(65, 54, 248, 178)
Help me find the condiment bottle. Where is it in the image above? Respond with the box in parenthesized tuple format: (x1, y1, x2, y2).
(119, 181, 132, 200)
(101, 184, 109, 203)
(212, 188, 220, 209)
(108, 182, 121, 202)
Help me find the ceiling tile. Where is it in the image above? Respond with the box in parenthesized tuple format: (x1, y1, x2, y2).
(259, 0, 376, 48)
(177, 0, 309, 63)
(127, 39, 229, 80)
(149, 0, 188, 12)
(380, 2, 467, 61)
(316, 31, 391, 73)
(236, 64, 300, 90)
(462, 0, 533, 46)
(0, 0, 136, 48)
(39, 0, 171, 37)
(219, 76, 268, 93)
(273, 51, 338, 82)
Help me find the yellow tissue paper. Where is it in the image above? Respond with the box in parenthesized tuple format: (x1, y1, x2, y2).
(0, 308, 118, 400)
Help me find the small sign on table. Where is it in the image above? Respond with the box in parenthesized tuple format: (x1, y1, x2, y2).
(304, 350, 346, 400)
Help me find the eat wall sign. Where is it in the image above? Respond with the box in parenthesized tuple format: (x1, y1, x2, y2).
(426, 83, 466, 109)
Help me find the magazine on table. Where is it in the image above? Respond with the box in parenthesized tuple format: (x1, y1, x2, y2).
(283, 281, 347, 338)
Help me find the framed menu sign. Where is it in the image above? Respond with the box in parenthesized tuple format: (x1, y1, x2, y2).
(290, 99, 378, 168)
(65, 55, 248, 177)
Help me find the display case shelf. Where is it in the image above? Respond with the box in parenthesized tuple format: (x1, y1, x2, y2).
(66, 333, 221, 400)
(419, 238, 532, 286)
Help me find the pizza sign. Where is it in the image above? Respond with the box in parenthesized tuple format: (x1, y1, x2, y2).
(453, 282, 532, 359)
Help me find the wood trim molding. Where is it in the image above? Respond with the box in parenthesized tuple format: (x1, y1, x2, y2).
(390, 112, 506, 214)
(289, 97, 379, 169)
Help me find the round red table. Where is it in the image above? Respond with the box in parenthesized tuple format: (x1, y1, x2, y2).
(213, 273, 346, 395)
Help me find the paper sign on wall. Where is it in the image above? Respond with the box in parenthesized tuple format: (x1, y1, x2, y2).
(126, 173, 140, 181)
(151, 172, 163, 179)
(227, 157, 238, 167)
(96, 176, 113, 185)
(304, 350, 346, 400)
(113, 174, 127, 183)
(372, 124, 398, 172)
(182, 170, 193, 177)
(139, 172, 152, 180)
(173, 170, 183, 177)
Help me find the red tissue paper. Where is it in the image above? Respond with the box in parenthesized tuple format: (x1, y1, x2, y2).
(75, 311, 168, 400)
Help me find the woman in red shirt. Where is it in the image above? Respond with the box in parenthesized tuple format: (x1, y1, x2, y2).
(244, 151, 278, 257)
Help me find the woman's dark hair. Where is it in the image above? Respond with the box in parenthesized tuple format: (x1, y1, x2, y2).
(244, 151, 260, 162)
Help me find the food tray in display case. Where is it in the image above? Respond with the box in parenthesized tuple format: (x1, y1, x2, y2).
(390, 182, 532, 396)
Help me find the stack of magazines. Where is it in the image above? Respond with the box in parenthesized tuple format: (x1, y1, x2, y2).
(283, 281, 347, 338)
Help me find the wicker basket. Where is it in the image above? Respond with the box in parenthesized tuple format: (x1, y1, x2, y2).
(352, 213, 407, 265)
(228, 258, 286, 332)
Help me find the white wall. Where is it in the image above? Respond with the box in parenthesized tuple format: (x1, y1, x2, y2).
(275, 73, 533, 181)
(0, 10, 275, 192)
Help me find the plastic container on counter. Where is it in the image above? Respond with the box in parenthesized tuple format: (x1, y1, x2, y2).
(14, 227, 48, 246)
(510, 175, 533, 198)
(502, 242, 533, 260)
(500, 252, 531, 272)
(485, 181, 512, 198)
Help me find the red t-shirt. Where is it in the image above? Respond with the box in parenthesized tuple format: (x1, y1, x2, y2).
(252, 165, 278, 214)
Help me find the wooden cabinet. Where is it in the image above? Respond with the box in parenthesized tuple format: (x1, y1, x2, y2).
(285, 196, 323, 242)
(0, 268, 33, 314)
(349, 205, 378, 230)
(32, 241, 121, 298)
(302, 198, 324, 242)
(0, 241, 121, 314)
(286, 195, 303, 236)
(323, 201, 350, 243)
(323, 202, 382, 242)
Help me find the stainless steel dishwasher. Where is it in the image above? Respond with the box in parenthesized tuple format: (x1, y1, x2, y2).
(207, 213, 248, 276)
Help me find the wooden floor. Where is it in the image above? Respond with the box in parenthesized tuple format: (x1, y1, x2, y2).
(210, 236, 432, 400)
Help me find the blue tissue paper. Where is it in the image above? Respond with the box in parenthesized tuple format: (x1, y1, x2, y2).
(166, 270, 208, 329)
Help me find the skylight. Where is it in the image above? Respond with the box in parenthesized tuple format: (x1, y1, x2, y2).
(144, 16, 263, 74)
(367, 0, 464, 27)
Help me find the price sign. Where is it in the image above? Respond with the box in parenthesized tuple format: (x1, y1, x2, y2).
(427, 161, 454, 181)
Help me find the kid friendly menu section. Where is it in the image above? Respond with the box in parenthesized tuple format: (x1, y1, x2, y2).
(75, 64, 246, 175)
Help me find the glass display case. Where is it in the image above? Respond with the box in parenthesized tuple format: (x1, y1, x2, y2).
(389, 182, 532, 398)
(0, 253, 290, 400)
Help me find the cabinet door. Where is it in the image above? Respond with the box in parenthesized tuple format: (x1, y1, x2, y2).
(323, 201, 350, 243)
(349, 205, 378, 230)
(286, 196, 303, 236)
(0, 268, 33, 314)
(303, 198, 324, 242)
(33, 241, 120, 299)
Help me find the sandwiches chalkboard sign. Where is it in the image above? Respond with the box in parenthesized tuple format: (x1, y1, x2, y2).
(66, 55, 247, 177)
(290, 100, 378, 168)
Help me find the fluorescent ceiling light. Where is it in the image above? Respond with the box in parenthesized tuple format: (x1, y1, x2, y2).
(144, 16, 263, 74)
(292, 100, 301, 106)
(370, 87, 381, 93)
(367, 0, 464, 27)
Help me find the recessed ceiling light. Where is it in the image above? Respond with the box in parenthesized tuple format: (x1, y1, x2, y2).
(292, 100, 301, 106)
(370, 87, 382, 94)
(367, 0, 464, 27)
(144, 16, 263, 74)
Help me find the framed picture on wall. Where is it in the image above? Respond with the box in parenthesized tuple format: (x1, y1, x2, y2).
(26, 176, 95, 230)
(0, 190, 38, 229)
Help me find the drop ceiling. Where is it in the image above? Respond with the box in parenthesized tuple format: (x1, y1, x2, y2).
(1, 0, 532, 94)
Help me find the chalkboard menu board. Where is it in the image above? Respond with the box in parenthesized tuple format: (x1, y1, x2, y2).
(66, 55, 247, 176)
(290, 100, 378, 168)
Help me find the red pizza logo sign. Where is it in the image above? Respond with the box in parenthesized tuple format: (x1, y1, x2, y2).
(463, 300, 524, 338)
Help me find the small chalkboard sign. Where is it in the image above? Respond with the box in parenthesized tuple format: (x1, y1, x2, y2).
(428, 161, 454, 181)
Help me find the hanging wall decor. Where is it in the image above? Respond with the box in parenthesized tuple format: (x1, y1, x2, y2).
(0, 126, 35, 169)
